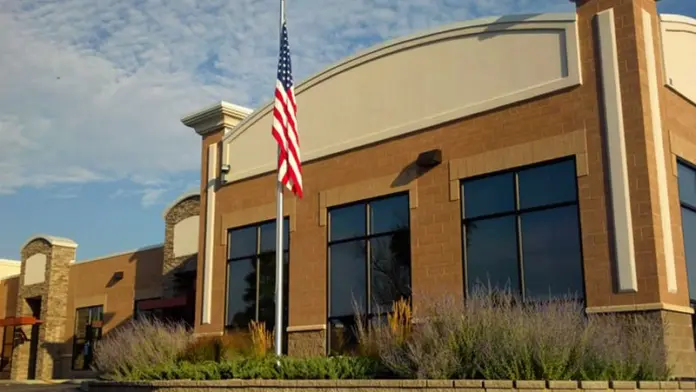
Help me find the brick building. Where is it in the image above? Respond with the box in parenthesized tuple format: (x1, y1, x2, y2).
(1, 0, 696, 380)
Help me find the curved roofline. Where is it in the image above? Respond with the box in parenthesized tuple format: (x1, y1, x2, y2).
(660, 13, 696, 26)
(222, 12, 577, 144)
(162, 189, 201, 219)
(21, 235, 78, 251)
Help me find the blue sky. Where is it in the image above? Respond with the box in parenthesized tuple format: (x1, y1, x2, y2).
(0, 0, 694, 262)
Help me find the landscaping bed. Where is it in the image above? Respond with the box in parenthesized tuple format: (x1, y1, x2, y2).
(85, 379, 696, 392)
(92, 291, 674, 384)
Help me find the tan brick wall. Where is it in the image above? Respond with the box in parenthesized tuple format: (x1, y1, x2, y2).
(188, 0, 696, 370)
(62, 246, 163, 379)
(0, 276, 18, 319)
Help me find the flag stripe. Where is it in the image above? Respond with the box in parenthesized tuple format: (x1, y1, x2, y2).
(272, 21, 303, 198)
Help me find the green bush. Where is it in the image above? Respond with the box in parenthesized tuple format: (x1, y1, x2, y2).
(110, 356, 380, 381)
(358, 288, 671, 381)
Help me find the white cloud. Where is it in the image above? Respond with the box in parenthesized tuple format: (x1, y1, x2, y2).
(0, 0, 571, 196)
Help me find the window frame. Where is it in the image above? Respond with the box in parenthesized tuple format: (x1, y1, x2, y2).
(224, 217, 290, 352)
(460, 156, 586, 302)
(325, 192, 412, 354)
(677, 158, 696, 308)
(71, 305, 104, 371)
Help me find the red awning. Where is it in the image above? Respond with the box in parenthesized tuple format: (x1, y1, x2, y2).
(0, 316, 42, 327)
(137, 296, 187, 311)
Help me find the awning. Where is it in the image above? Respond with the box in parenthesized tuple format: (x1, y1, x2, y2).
(0, 316, 42, 327)
(136, 296, 187, 311)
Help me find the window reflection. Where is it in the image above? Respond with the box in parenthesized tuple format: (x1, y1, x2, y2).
(461, 158, 584, 301)
(225, 218, 290, 354)
(463, 172, 515, 219)
(521, 206, 584, 299)
(327, 193, 411, 355)
(465, 216, 519, 294)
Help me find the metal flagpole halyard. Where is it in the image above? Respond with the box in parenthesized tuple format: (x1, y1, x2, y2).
(274, 0, 286, 360)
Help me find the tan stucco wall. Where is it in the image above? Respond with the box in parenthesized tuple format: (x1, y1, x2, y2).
(660, 14, 696, 106)
(220, 13, 581, 185)
(0, 260, 20, 280)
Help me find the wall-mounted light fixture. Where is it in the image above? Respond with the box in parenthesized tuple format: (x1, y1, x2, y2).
(416, 149, 442, 168)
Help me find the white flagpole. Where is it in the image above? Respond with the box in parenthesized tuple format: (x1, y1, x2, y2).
(274, 0, 286, 359)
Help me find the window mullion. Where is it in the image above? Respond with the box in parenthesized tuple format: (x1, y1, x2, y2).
(514, 172, 526, 301)
(365, 203, 372, 317)
(255, 225, 261, 322)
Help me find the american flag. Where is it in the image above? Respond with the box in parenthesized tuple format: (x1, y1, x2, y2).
(272, 20, 303, 198)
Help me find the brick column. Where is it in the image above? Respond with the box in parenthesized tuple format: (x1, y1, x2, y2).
(574, 0, 696, 377)
(11, 236, 75, 381)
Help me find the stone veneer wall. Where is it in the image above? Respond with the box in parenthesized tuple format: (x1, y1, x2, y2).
(287, 330, 325, 357)
(11, 238, 74, 380)
(86, 379, 696, 392)
(162, 196, 200, 298)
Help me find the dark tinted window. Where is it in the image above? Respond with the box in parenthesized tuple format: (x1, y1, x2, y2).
(226, 258, 256, 328)
(677, 161, 696, 304)
(463, 172, 515, 219)
(370, 194, 410, 234)
(518, 159, 577, 209)
(330, 203, 366, 242)
(225, 218, 290, 353)
(521, 206, 584, 299)
(465, 216, 519, 294)
(370, 232, 411, 312)
(229, 226, 257, 259)
(680, 208, 696, 301)
(679, 162, 696, 208)
(329, 240, 367, 317)
(327, 193, 412, 355)
(461, 158, 584, 301)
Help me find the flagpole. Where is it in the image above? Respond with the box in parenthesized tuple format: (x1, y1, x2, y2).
(274, 0, 286, 359)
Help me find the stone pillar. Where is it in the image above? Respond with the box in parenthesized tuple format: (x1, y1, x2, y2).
(11, 235, 75, 381)
(162, 192, 201, 298)
(573, 0, 696, 377)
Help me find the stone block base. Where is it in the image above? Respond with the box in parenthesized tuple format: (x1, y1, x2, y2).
(287, 329, 325, 357)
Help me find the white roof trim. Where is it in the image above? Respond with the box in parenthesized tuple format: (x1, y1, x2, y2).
(0, 274, 20, 281)
(21, 235, 78, 251)
(162, 189, 201, 219)
(180, 101, 253, 136)
(660, 13, 696, 26)
(73, 243, 163, 265)
(0, 259, 20, 266)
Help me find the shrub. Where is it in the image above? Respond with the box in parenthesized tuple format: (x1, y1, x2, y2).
(93, 316, 194, 380)
(358, 287, 671, 381)
(112, 356, 380, 381)
(249, 320, 273, 357)
(179, 331, 253, 363)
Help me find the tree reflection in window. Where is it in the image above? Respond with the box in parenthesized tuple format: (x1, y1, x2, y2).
(461, 158, 585, 301)
(225, 218, 289, 354)
(327, 193, 412, 355)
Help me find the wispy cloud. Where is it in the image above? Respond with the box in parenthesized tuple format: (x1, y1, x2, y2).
(0, 0, 573, 197)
